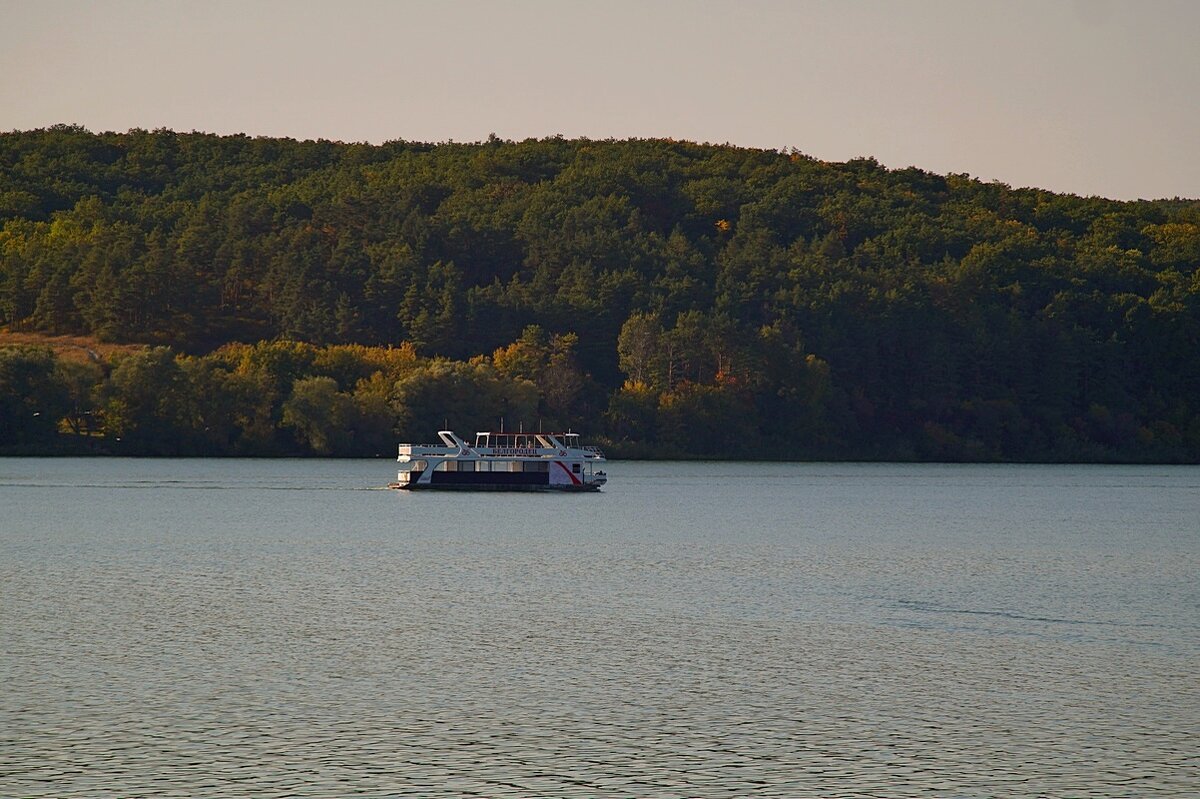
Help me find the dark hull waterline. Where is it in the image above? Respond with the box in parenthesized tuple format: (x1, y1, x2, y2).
(388, 481, 602, 492)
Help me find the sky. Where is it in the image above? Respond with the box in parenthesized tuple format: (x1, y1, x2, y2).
(2, 0, 1197, 200)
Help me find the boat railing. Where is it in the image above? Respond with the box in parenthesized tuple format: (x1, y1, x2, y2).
(398, 444, 458, 457)
(583, 445, 605, 458)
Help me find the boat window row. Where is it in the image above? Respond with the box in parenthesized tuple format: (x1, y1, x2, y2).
(436, 459, 549, 472)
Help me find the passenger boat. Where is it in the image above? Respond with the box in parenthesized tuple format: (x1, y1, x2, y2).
(389, 430, 607, 491)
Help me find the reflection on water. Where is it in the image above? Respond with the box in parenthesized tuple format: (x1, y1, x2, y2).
(2, 459, 1198, 797)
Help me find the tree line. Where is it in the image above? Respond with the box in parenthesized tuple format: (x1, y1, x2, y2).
(2, 125, 1198, 460)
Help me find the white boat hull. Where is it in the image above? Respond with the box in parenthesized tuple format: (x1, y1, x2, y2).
(393, 430, 607, 492)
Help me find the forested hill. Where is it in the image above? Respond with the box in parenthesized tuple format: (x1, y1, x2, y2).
(2, 125, 1199, 461)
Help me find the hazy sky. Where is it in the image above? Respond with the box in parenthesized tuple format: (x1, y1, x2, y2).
(3, 0, 1197, 200)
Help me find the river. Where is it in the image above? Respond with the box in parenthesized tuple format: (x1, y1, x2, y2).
(2, 459, 1197, 797)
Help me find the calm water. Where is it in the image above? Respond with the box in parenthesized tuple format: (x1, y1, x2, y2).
(1, 459, 1197, 798)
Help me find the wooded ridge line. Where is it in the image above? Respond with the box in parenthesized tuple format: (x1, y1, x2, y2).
(2, 126, 1197, 461)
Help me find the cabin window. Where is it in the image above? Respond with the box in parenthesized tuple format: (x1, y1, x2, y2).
(459, 460, 475, 472)
(478, 461, 491, 472)
(523, 461, 548, 472)
(441, 460, 457, 472)
(572, 463, 581, 474)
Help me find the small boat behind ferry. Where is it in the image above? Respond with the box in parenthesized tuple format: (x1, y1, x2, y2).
(389, 430, 607, 491)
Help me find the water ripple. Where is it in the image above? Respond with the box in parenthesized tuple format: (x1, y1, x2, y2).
(2, 459, 1198, 797)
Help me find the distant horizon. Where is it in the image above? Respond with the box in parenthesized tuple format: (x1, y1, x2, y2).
(4, 1, 1199, 202)
(13, 121, 1200, 205)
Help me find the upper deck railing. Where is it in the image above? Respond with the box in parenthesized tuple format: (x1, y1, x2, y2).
(397, 443, 457, 457)
(399, 430, 605, 460)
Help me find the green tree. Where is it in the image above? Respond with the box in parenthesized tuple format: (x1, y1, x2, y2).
(282, 376, 358, 455)
(101, 347, 189, 453)
(0, 347, 70, 446)
(392, 359, 538, 443)
(616, 312, 667, 389)
(56, 358, 103, 438)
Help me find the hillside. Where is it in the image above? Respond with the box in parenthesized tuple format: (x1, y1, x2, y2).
(2, 125, 1198, 460)
(0, 330, 145, 363)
